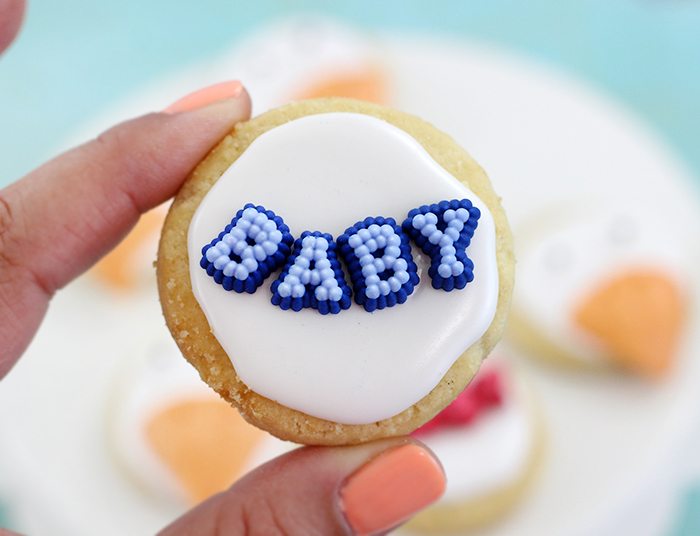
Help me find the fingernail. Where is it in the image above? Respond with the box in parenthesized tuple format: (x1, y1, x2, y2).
(339, 444, 445, 535)
(164, 81, 244, 114)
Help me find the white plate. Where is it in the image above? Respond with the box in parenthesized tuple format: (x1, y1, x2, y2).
(1, 25, 698, 536)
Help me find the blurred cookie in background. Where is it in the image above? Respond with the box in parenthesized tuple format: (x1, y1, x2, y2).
(91, 205, 167, 293)
(220, 17, 389, 113)
(509, 200, 688, 379)
(107, 337, 293, 507)
(405, 350, 544, 533)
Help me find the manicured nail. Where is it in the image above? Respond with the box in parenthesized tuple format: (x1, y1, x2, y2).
(339, 444, 445, 535)
(164, 81, 244, 113)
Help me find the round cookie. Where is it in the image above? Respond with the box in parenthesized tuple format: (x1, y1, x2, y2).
(157, 98, 513, 445)
(107, 337, 292, 507)
(405, 353, 544, 533)
(509, 200, 687, 379)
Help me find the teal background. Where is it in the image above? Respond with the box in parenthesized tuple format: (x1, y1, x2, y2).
(0, 0, 699, 185)
(0, 1, 699, 534)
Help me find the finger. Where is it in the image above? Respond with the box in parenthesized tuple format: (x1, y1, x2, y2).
(160, 438, 446, 536)
(0, 83, 251, 375)
(0, 0, 25, 53)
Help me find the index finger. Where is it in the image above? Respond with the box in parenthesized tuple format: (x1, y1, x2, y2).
(0, 86, 251, 375)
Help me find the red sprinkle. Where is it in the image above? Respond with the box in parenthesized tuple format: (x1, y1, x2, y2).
(412, 367, 504, 437)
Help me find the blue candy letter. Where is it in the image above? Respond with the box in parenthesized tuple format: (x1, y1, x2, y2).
(271, 231, 352, 314)
(403, 199, 480, 291)
(200, 204, 294, 293)
(337, 217, 419, 312)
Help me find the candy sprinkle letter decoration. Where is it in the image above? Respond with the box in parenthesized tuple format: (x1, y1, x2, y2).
(337, 217, 419, 312)
(403, 199, 480, 291)
(271, 231, 352, 314)
(200, 204, 293, 293)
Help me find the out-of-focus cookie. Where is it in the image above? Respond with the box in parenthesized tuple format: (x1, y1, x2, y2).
(91, 205, 167, 291)
(406, 352, 543, 533)
(510, 201, 687, 379)
(157, 98, 513, 445)
(107, 338, 292, 506)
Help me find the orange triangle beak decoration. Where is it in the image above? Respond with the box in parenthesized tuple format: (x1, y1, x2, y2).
(573, 269, 685, 379)
(146, 398, 265, 504)
(293, 68, 387, 104)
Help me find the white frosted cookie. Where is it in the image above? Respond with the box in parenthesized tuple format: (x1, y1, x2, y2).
(510, 200, 687, 378)
(107, 337, 292, 506)
(406, 353, 543, 533)
(157, 98, 514, 445)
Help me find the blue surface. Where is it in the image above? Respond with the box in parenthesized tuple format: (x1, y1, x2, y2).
(0, 0, 699, 186)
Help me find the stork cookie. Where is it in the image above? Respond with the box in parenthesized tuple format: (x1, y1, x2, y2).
(157, 98, 513, 445)
(407, 352, 543, 533)
(510, 201, 687, 378)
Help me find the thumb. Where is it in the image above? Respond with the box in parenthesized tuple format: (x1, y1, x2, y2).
(160, 438, 446, 536)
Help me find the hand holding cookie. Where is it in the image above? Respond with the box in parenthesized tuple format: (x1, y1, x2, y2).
(0, 59, 447, 536)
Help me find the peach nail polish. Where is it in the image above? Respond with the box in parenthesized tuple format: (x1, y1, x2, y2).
(165, 81, 243, 113)
(339, 444, 446, 535)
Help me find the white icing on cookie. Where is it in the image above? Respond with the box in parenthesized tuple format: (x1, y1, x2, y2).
(188, 113, 498, 424)
(419, 366, 534, 502)
(515, 202, 687, 364)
